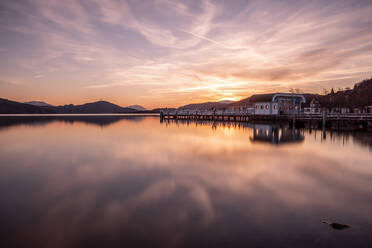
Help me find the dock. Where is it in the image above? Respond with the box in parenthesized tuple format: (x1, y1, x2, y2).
(160, 110, 372, 131)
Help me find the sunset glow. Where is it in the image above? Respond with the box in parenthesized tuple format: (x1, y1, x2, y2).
(1, 0, 372, 108)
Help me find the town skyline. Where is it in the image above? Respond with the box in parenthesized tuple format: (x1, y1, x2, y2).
(1, 0, 372, 108)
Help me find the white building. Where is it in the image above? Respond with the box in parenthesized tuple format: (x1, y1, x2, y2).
(304, 99, 321, 114)
(367, 106, 372, 113)
(253, 93, 306, 115)
(254, 102, 279, 115)
(329, 107, 350, 114)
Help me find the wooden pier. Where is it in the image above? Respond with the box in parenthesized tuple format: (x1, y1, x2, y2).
(160, 110, 372, 131)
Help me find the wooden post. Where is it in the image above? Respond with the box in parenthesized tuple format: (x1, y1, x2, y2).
(322, 109, 326, 130)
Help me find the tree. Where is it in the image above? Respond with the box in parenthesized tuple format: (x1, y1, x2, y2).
(331, 88, 335, 94)
(323, 88, 329, 95)
(295, 88, 302, 93)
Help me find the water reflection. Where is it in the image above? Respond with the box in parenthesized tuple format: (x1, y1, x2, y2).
(0, 116, 372, 247)
(161, 118, 372, 148)
(0, 115, 148, 130)
(251, 124, 304, 145)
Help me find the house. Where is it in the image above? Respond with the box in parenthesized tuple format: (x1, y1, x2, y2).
(253, 93, 306, 115)
(329, 107, 350, 114)
(353, 108, 361, 114)
(341, 107, 350, 114)
(225, 104, 255, 114)
(367, 106, 372, 113)
(310, 99, 321, 114)
(304, 98, 323, 114)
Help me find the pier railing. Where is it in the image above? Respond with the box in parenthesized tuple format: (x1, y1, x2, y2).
(161, 110, 372, 119)
(161, 110, 253, 116)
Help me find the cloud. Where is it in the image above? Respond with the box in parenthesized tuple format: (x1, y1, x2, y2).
(95, 0, 216, 49)
(180, 29, 232, 49)
(1, 0, 372, 106)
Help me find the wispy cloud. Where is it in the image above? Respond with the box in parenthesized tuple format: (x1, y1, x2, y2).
(180, 30, 232, 49)
(0, 0, 372, 107)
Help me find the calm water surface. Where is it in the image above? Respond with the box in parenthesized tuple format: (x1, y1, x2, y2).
(1, 115, 372, 247)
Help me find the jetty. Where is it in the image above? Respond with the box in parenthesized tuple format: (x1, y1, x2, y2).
(160, 110, 372, 131)
(161, 93, 372, 131)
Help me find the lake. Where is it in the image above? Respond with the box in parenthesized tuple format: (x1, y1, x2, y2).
(0, 115, 372, 247)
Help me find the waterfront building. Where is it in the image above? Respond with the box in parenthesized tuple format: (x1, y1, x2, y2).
(310, 99, 321, 114)
(253, 93, 306, 115)
(367, 106, 372, 113)
(254, 102, 279, 115)
(353, 108, 362, 114)
(330, 107, 350, 114)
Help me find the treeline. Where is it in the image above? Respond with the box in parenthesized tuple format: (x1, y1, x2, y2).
(225, 77, 372, 110)
(315, 78, 372, 108)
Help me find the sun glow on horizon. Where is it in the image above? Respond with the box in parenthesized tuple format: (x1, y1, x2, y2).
(219, 97, 238, 102)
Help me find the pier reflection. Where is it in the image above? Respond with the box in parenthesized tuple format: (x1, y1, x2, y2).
(160, 118, 372, 150)
(161, 118, 304, 146)
(250, 124, 304, 145)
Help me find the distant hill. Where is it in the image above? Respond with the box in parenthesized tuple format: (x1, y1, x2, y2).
(24, 101, 54, 107)
(0, 98, 56, 114)
(227, 94, 275, 108)
(178, 100, 235, 111)
(218, 100, 234, 104)
(54, 101, 139, 113)
(0, 99, 141, 114)
(126, 105, 147, 111)
(225, 78, 372, 109)
(151, 108, 177, 113)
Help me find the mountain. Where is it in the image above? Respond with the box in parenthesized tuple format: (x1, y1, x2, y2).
(24, 101, 54, 107)
(227, 94, 274, 108)
(226, 78, 372, 109)
(54, 101, 139, 113)
(126, 105, 147, 111)
(151, 107, 177, 113)
(0, 99, 140, 114)
(178, 101, 234, 111)
(218, 100, 234, 104)
(0, 98, 56, 114)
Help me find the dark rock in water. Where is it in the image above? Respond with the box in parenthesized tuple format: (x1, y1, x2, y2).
(322, 221, 350, 230)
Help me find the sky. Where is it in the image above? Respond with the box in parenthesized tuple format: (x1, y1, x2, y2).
(1, 0, 372, 108)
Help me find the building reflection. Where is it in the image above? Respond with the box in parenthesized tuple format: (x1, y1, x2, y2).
(161, 118, 305, 146)
(250, 124, 304, 145)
